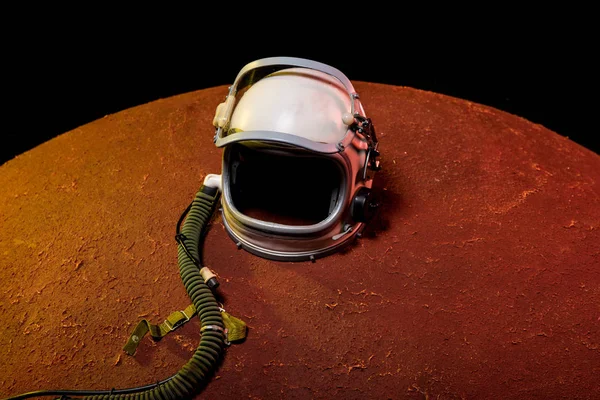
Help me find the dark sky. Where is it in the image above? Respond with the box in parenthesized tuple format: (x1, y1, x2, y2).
(4, 23, 597, 165)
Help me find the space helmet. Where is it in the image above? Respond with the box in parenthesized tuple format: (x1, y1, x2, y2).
(212, 57, 381, 261)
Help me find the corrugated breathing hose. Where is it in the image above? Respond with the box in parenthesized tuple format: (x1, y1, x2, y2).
(4, 184, 226, 400)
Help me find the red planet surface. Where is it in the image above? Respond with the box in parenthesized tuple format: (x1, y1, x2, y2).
(1, 82, 598, 399)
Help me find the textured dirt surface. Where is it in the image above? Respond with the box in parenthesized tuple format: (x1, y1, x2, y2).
(1, 83, 599, 400)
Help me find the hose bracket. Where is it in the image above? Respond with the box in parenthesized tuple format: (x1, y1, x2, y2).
(201, 325, 230, 345)
(164, 308, 191, 332)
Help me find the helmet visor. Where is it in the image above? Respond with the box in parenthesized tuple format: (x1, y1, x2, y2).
(223, 143, 346, 227)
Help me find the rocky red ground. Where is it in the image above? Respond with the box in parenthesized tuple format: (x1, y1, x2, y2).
(1, 82, 598, 399)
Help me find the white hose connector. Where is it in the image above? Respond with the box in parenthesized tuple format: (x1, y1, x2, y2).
(200, 267, 217, 282)
(203, 174, 222, 191)
(200, 267, 219, 290)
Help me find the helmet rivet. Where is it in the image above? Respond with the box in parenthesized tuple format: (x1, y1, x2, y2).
(342, 112, 355, 125)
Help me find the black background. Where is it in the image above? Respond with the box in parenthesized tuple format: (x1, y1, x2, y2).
(3, 19, 597, 165)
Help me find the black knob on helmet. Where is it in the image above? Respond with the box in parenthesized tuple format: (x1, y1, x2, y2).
(351, 187, 379, 223)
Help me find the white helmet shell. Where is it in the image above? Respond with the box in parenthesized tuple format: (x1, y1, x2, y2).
(229, 68, 353, 145)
